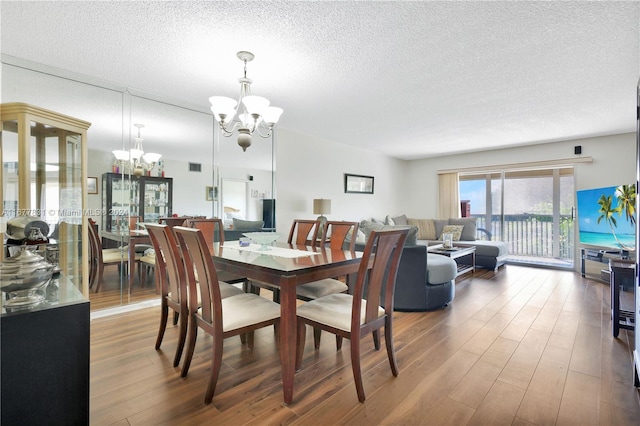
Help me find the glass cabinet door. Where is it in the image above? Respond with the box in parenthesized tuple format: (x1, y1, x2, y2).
(1, 103, 90, 295)
(140, 176, 172, 223)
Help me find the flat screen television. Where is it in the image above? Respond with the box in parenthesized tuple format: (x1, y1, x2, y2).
(576, 184, 636, 251)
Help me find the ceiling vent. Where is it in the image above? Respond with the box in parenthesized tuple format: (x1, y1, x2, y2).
(188, 162, 202, 172)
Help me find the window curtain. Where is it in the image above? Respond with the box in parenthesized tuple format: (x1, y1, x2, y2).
(438, 172, 460, 219)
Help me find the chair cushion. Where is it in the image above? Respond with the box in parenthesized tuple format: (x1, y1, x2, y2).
(139, 255, 155, 266)
(218, 282, 245, 298)
(297, 293, 385, 332)
(169, 281, 241, 304)
(102, 250, 141, 263)
(296, 279, 348, 300)
(220, 293, 280, 332)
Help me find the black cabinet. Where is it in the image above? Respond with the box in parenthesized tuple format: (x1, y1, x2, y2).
(1, 275, 90, 425)
(262, 199, 276, 229)
(102, 172, 173, 230)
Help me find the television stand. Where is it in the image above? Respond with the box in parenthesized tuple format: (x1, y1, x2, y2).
(580, 248, 630, 282)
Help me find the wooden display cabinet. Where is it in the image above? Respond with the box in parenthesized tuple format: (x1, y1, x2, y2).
(0, 103, 90, 295)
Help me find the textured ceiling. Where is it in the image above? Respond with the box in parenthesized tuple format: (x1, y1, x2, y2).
(1, 1, 639, 162)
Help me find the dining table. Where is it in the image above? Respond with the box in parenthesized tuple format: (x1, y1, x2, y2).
(211, 240, 368, 405)
(99, 229, 150, 292)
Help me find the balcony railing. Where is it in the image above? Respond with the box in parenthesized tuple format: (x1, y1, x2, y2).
(472, 214, 574, 262)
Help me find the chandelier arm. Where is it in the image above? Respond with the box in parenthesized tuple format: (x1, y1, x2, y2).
(255, 123, 272, 139)
(219, 121, 240, 137)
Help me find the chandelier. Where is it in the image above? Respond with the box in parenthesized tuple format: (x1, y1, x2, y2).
(209, 51, 283, 151)
(112, 124, 162, 177)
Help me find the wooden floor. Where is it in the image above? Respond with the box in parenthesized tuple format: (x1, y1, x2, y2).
(88, 266, 159, 311)
(90, 265, 640, 425)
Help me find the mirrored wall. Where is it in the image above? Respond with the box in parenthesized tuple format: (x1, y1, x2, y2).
(1, 57, 276, 311)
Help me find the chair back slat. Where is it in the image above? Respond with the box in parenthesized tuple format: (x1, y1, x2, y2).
(174, 226, 223, 331)
(145, 224, 185, 306)
(352, 229, 408, 326)
(287, 219, 319, 246)
(185, 218, 225, 250)
(322, 221, 359, 251)
(87, 218, 103, 264)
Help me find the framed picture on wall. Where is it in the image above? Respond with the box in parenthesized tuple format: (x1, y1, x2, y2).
(206, 186, 218, 201)
(344, 173, 374, 194)
(87, 177, 98, 194)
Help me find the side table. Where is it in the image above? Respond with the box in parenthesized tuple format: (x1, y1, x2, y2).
(609, 258, 635, 338)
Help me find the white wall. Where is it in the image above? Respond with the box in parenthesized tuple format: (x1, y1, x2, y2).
(404, 133, 636, 218)
(274, 128, 409, 234)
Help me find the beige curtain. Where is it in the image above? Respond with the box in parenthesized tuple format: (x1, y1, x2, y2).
(438, 173, 460, 219)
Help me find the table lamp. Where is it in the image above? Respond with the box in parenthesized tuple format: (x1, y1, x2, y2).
(313, 198, 331, 237)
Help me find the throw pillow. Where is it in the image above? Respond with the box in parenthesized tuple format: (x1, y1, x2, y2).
(232, 218, 264, 231)
(359, 219, 385, 239)
(385, 215, 395, 225)
(371, 217, 385, 224)
(392, 214, 408, 226)
(434, 219, 448, 239)
(408, 218, 436, 240)
(378, 224, 418, 246)
(441, 225, 464, 241)
(449, 217, 477, 241)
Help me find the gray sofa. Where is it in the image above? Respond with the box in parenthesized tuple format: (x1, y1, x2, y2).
(222, 218, 265, 241)
(390, 215, 508, 271)
(355, 236, 458, 312)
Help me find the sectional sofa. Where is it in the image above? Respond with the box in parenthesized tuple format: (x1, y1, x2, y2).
(354, 215, 508, 311)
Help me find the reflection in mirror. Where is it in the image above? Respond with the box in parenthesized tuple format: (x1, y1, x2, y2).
(221, 179, 248, 227)
(2, 59, 276, 312)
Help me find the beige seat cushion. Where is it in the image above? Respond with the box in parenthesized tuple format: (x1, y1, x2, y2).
(102, 250, 141, 263)
(170, 281, 243, 303)
(296, 293, 385, 332)
(218, 282, 245, 298)
(139, 254, 156, 266)
(296, 279, 348, 300)
(218, 293, 280, 332)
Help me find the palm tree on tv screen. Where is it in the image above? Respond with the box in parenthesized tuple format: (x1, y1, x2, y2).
(597, 184, 636, 250)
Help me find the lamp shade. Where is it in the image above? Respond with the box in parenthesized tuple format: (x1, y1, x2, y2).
(313, 199, 331, 215)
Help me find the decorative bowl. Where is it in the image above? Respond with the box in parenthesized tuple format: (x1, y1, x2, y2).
(242, 232, 282, 251)
(1, 248, 54, 307)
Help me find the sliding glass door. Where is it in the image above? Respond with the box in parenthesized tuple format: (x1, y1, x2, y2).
(460, 166, 575, 268)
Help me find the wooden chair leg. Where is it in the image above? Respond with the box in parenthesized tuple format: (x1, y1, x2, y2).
(313, 327, 322, 349)
(155, 299, 169, 350)
(336, 335, 343, 351)
(350, 334, 365, 403)
(384, 320, 399, 376)
(94, 264, 105, 293)
(173, 307, 188, 367)
(180, 316, 198, 378)
(372, 329, 381, 350)
(296, 320, 306, 371)
(246, 331, 255, 349)
(204, 334, 225, 404)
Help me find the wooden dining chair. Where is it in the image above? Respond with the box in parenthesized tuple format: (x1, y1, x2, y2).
(159, 217, 189, 228)
(295, 228, 409, 402)
(173, 226, 281, 404)
(87, 218, 140, 293)
(294, 221, 359, 348)
(184, 218, 250, 291)
(146, 223, 246, 368)
(288, 219, 320, 246)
